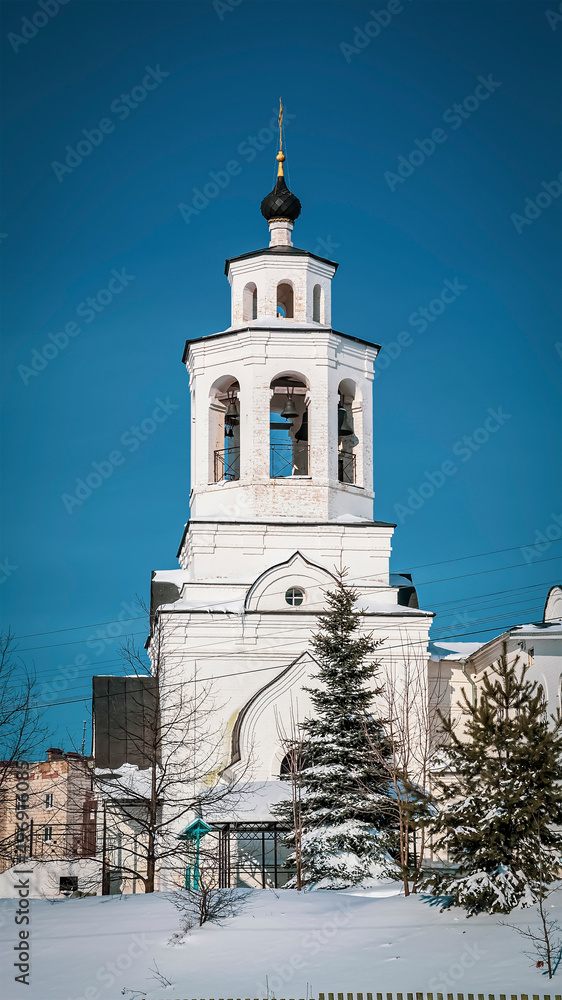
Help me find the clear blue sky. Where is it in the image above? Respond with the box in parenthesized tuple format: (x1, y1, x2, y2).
(1, 0, 560, 751)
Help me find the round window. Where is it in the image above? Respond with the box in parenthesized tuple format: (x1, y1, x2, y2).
(285, 587, 305, 607)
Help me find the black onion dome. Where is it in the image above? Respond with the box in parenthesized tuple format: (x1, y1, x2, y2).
(260, 174, 302, 222)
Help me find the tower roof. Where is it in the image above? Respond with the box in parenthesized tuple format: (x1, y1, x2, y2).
(260, 97, 301, 223)
(260, 175, 301, 223)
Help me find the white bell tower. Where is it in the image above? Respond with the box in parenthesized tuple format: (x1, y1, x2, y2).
(184, 129, 378, 528)
(149, 112, 433, 817)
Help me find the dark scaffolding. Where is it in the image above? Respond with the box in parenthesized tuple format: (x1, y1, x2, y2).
(213, 821, 296, 889)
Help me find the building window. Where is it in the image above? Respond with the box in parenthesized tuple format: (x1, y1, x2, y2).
(276, 282, 294, 319)
(243, 281, 257, 321)
(269, 375, 309, 477)
(59, 876, 78, 895)
(285, 587, 305, 607)
(15, 793, 28, 812)
(528, 647, 534, 665)
(44, 826, 53, 843)
(45, 793, 53, 810)
(313, 283, 322, 322)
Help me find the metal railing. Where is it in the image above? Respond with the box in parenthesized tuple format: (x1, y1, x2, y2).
(270, 443, 309, 478)
(143, 993, 561, 1000)
(338, 451, 356, 484)
(0, 821, 97, 873)
(214, 446, 240, 483)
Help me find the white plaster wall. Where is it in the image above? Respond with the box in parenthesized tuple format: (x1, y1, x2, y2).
(186, 328, 378, 522)
(228, 253, 336, 326)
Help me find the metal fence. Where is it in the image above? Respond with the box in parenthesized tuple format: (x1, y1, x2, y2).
(338, 450, 356, 484)
(148, 994, 562, 1000)
(0, 821, 97, 873)
(214, 446, 241, 482)
(213, 821, 296, 888)
(270, 443, 309, 478)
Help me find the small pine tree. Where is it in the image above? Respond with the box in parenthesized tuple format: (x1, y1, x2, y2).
(430, 641, 562, 915)
(274, 575, 396, 888)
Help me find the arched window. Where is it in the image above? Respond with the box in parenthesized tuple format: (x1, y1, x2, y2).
(243, 282, 257, 321)
(337, 379, 358, 485)
(209, 376, 240, 483)
(269, 374, 309, 477)
(276, 283, 294, 319)
(313, 284, 322, 323)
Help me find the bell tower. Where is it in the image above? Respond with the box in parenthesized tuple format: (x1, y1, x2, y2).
(183, 107, 380, 528)
(149, 107, 433, 810)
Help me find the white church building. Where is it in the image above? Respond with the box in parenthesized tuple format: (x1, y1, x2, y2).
(144, 136, 438, 886)
(87, 129, 561, 896)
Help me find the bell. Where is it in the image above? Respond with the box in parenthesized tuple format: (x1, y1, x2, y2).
(338, 404, 353, 437)
(225, 399, 238, 419)
(281, 392, 299, 420)
(294, 408, 308, 442)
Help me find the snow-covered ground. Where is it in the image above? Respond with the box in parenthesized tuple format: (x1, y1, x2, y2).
(0, 883, 559, 999)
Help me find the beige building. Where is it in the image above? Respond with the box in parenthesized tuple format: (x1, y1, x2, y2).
(0, 747, 97, 893)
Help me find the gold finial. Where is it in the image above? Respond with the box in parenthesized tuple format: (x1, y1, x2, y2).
(277, 96, 285, 176)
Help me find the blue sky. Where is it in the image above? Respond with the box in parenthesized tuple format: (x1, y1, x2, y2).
(1, 0, 561, 750)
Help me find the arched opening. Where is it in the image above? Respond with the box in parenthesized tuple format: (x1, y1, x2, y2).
(269, 374, 309, 477)
(312, 284, 322, 323)
(243, 282, 257, 322)
(337, 378, 359, 485)
(209, 376, 240, 483)
(276, 282, 294, 319)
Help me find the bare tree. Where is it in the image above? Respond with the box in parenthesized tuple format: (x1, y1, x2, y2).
(0, 631, 49, 782)
(274, 700, 304, 891)
(169, 843, 251, 934)
(92, 607, 250, 893)
(0, 632, 51, 870)
(365, 645, 446, 895)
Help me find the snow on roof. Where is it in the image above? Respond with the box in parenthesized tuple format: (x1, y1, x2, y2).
(356, 595, 428, 616)
(151, 569, 190, 585)
(205, 780, 289, 823)
(159, 596, 245, 614)
(94, 762, 153, 798)
(428, 640, 483, 662)
(512, 619, 562, 634)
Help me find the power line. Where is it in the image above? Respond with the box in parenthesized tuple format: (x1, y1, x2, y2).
(21, 582, 554, 683)
(397, 539, 561, 573)
(22, 600, 555, 711)
(7, 539, 561, 643)
(7, 555, 560, 656)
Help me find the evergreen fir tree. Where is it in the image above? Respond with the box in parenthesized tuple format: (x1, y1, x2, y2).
(273, 575, 396, 888)
(430, 641, 562, 915)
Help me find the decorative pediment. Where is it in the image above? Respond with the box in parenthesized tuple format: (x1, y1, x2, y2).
(244, 551, 337, 613)
(229, 650, 319, 778)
